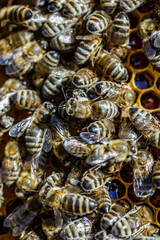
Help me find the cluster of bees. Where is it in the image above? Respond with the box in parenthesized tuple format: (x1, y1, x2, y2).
(0, 0, 160, 240)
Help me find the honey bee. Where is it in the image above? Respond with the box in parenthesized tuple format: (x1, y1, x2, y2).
(81, 168, 110, 192)
(132, 150, 154, 199)
(72, 68, 99, 89)
(149, 30, 160, 49)
(9, 102, 55, 155)
(0, 170, 4, 208)
(60, 217, 93, 240)
(42, 65, 78, 99)
(95, 50, 128, 82)
(0, 30, 34, 55)
(0, 115, 14, 138)
(62, 0, 96, 18)
(39, 171, 65, 202)
(110, 45, 129, 61)
(85, 139, 133, 166)
(63, 136, 96, 158)
(100, 0, 145, 13)
(35, 51, 60, 77)
(58, 101, 77, 124)
(86, 10, 111, 34)
(50, 26, 79, 52)
(152, 160, 160, 189)
(129, 107, 160, 149)
(66, 88, 88, 99)
(3, 197, 42, 237)
(109, 12, 130, 47)
(81, 119, 116, 140)
(65, 97, 119, 120)
(74, 36, 102, 65)
(87, 80, 136, 107)
(0, 41, 45, 76)
(19, 229, 42, 240)
(0, 5, 33, 24)
(133, 237, 160, 240)
(2, 141, 22, 187)
(42, 12, 79, 38)
(0, 78, 27, 94)
(47, 0, 67, 12)
(100, 199, 131, 230)
(91, 187, 112, 214)
(111, 205, 152, 238)
(95, 231, 118, 240)
(132, 224, 160, 239)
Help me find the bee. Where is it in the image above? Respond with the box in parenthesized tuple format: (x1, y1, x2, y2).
(132, 224, 160, 239)
(80, 168, 110, 192)
(149, 30, 160, 49)
(86, 10, 111, 35)
(42, 65, 78, 99)
(65, 97, 119, 120)
(2, 141, 22, 187)
(39, 171, 65, 202)
(58, 101, 77, 124)
(47, 0, 67, 12)
(3, 197, 42, 237)
(91, 187, 112, 214)
(152, 160, 160, 189)
(110, 45, 129, 61)
(0, 30, 34, 55)
(0, 115, 14, 138)
(132, 150, 154, 199)
(0, 5, 33, 24)
(66, 88, 88, 99)
(19, 229, 42, 240)
(63, 136, 96, 158)
(81, 119, 116, 140)
(12, 89, 41, 110)
(0, 170, 4, 208)
(0, 78, 27, 94)
(42, 12, 79, 38)
(87, 80, 136, 107)
(129, 107, 160, 149)
(95, 231, 119, 240)
(133, 237, 160, 240)
(0, 41, 45, 76)
(119, 0, 146, 13)
(9, 102, 55, 155)
(72, 68, 99, 89)
(95, 50, 128, 82)
(50, 26, 79, 52)
(40, 185, 97, 216)
(21, 12, 47, 32)
(100, 0, 118, 14)
(139, 17, 158, 37)
(109, 12, 130, 47)
(85, 139, 132, 166)
(35, 51, 60, 77)
(74, 36, 102, 65)
(62, 0, 96, 18)
(111, 205, 152, 238)
(60, 217, 93, 240)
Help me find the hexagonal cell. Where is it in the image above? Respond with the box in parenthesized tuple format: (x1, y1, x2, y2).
(128, 12, 139, 29)
(6, 199, 23, 215)
(120, 164, 133, 183)
(150, 189, 160, 208)
(130, 52, 149, 69)
(138, 0, 155, 13)
(107, 179, 125, 200)
(0, 216, 9, 235)
(156, 78, 160, 90)
(141, 90, 160, 109)
(134, 71, 154, 90)
(128, 184, 143, 203)
(129, 31, 142, 49)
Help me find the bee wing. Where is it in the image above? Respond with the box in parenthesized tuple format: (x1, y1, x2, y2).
(9, 116, 35, 137)
(0, 47, 23, 66)
(80, 132, 108, 144)
(43, 128, 53, 153)
(143, 38, 156, 59)
(53, 209, 64, 228)
(50, 113, 70, 140)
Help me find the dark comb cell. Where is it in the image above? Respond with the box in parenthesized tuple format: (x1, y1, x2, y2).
(150, 189, 160, 208)
(130, 31, 142, 49)
(130, 52, 149, 69)
(128, 13, 139, 29)
(0, 216, 9, 234)
(107, 180, 125, 200)
(135, 72, 152, 89)
(156, 78, 160, 90)
(128, 185, 142, 203)
(120, 164, 133, 183)
(141, 91, 159, 109)
(138, 1, 155, 13)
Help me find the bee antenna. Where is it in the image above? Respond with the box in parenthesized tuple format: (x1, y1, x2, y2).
(61, 87, 67, 101)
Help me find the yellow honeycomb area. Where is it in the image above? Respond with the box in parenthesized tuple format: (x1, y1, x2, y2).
(0, 0, 160, 239)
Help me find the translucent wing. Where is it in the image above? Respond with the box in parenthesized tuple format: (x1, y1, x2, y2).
(80, 132, 108, 144)
(0, 47, 23, 65)
(9, 116, 34, 137)
(50, 113, 70, 140)
(43, 128, 53, 153)
(143, 38, 156, 59)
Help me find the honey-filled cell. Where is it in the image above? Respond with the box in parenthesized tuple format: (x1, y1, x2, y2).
(128, 185, 143, 203)
(141, 90, 160, 109)
(150, 189, 160, 208)
(120, 164, 133, 183)
(129, 31, 142, 49)
(138, 0, 155, 13)
(107, 179, 125, 200)
(0, 216, 9, 235)
(128, 12, 139, 29)
(130, 52, 149, 69)
(134, 71, 153, 89)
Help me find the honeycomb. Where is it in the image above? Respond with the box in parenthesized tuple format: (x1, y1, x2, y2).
(0, 0, 160, 239)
